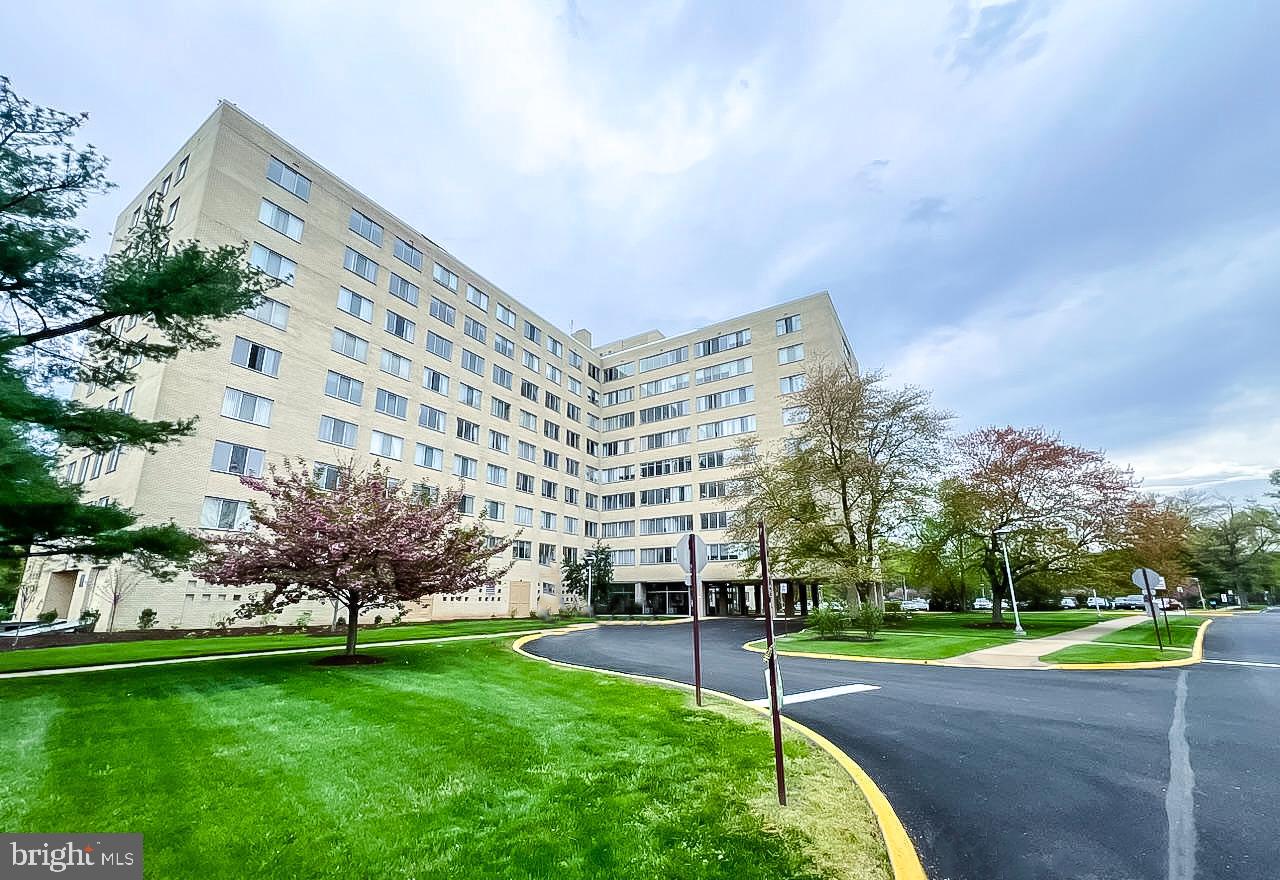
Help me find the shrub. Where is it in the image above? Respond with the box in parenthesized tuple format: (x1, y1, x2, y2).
(884, 600, 902, 613)
(78, 608, 101, 630)
(294, 610, 313, 629)
(36, 609, 58, 624)
(137, 608, 158, 630)
(808, 607, 845, 639)
(857, 602, 884, 639)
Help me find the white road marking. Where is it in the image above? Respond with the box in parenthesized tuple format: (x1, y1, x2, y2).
(1166, 671, 1196, 880)
(749, 683, 880, 707)
(1203, 658, 1280, 668)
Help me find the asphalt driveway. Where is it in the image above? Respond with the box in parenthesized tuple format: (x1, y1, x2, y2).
(526, 613, 1280, 880)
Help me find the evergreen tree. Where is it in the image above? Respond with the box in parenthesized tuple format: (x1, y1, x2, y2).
(0, 77, 275, 571)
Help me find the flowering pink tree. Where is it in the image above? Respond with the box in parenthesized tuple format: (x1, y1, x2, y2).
(197, 458, 510, 658)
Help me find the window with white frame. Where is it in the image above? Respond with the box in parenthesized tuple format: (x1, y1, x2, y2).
(778, 343, 805, 365)
(338, 288, 373, 322)
(250, 243, 296, 284)
(318, 415, 357, 448)
(466, 285, 489, 311)
(349, 209, 384, 246)
(370, 430, 404, 460)
(331, 328, 369, 362)
(375, 388, 408, 419)
(384, 310, 416, 343)
(259, 199, 304, 241)
(432, 263, 458, 291)
(426, 331, 453, 361)
(394, 237, 424, 271)
(221, 388, 273, 426)
(775, 314, 802, 336)
(415, 443, 443, 470)
(380, 349, 411, 380)
(200, 497, 250, 530)
(779, 373, 806, 394)
(246, 296, 289, 330)
(419, 404, 446, 432)
(325, 371, 363, 404)
(230, 337, 281, 377)
(423, 367, 449, 396)
(388, 273, 420, 306)
(267, 157, 311, 200)
(343, 247, 378, 283)
(210, 441, 265, 477)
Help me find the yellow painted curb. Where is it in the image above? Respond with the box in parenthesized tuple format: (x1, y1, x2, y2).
(511, 631, 927, 880)
(1045, 619, 1212, 671)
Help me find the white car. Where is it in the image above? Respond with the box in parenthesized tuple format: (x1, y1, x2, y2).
(901, 598, 929, 611)
(1086, 596, 1110, 609)
(972, 597, 993, 610)
(1060, 597, 1078, 609)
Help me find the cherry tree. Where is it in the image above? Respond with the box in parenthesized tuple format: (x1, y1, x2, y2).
(197, 458, 509, 659)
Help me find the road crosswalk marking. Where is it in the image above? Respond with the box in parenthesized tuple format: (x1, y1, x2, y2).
(1203, 658, 1280, 669)
(749, 683, 881, 707)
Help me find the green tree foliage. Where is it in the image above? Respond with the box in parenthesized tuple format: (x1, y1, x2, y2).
(0, 77, 274, 570)
(1188, 500, 1278, 603)
(584, 541, 614, 610)
(729, 363, 950, 609)
(560, 555, 589, 604)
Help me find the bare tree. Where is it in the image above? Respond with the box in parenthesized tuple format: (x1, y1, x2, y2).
(95, 565, 147, 632)
(730, 363, 951, 608)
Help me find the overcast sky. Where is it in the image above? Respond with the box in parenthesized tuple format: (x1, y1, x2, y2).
(8, 0, 1277, 500)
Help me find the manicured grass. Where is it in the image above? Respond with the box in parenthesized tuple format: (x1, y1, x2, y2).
(0, 639, 890, 880)
(757, 611, 1127, 660)
(0, 617, 586, 674)
(1042, 615, 1208, 664)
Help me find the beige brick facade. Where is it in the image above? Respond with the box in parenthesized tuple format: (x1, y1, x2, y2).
(20, 102, 854, 629)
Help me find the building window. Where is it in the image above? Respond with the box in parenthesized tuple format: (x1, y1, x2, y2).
(466, 285, 489, 312)
(175, 155, 189, 183)
(423, 367, 449, 396)
(489, 430, 510, 454)
(782, 405, 810, 425)
(318, 415, 358, 448)
(523, 320, 542, 345)
(384, 309, 416, 343)
(695, 329, 751, 358)
(640, 486, 694, 506)
(429, 297, 456, 328)
(546, 337, 563, 358)
(603, 362, 635, 382)
(604, 412, 635, 432)
(495, 303, 516, 328)
(166, 198, 180, 224)
(538, 543, 556, 566)
(314, 462, 342, 490)
(325, 370, 364, 405)
(638, 428, 690, 451)
(221, 387, 273, 426)
(414, 443, 443, 470)
(492, 364, 513, 389)
(259, 199, 304, 241)
(778, 343, 805, 365)
(483, 500, 505, 521)
(700, 481, 729, 500)
(640, 401, 691, 423)
(701, 510, 731, 530)
(210, 441, 265, 477)
(394, 238, 424, 271)
(456, 418, 480, 444)
(696, 386, 753, 412)
(463, 316, 487, 344)
(453, 455, 478, 479)
(432, 263, 458, 292)
(338, 288, 373, 322)
(640, 547, 678, 565)
(375, 388, 408, 420)
(230, 337, 281, 377)
(512, 540, 532, 560)
(331, 328, 369, 362)
(699, 448, 748, 470)
(779, 373, 806, 394)
(491, 397, 512, 421)
(639, 373, 690, 398)
(200, 497, 250, 530)
(541, 480, 558, 500)
(370, 430, 404, 460)
(459, 383, 483, 409)
(519, 410, 537, 431)
(640, 515, 694, 536)
(426, 331, 453, 361)
(267, 156, 311, 200)
(419, 404, 446, 433)
(776, 314, 802, 336)
(638, 346, 689, 373)
(246, 296, 289, 330)
(522, 350, 541, 373)
(697, 415, 757, 441)
(494, 334, 515, 359)
(457, 494, 476, 516)
(343, 247, 378, 284)
(609, 549, 635, 567)
(518, 441, 537, 463)
(694, 356, 752, 385)
(486, 464, 508, 487)
(640, 456, 692, 478)
(388, 273, 421, 307)
(349, 209, 384, 246)
(461, 349, 485, 375)
(380, 349, 411, 380)
(250, 243, 296, 285)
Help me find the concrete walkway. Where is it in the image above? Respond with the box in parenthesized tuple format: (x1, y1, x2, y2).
(935, 616, 1142, 669)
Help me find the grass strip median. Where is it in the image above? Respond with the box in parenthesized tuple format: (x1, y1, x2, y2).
(1042, 614, 1208, 665)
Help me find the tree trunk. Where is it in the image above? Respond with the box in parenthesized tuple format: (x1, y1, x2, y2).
(344, 593, 360, 656)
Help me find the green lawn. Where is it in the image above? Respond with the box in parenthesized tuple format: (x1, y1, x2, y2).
(1042, 614, 1208, 664)
(757, 611, 1127, 660)
(0, 617, 586, 674)
(0, 639, 889, 880)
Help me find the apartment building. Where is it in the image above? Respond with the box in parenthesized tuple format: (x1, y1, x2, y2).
(20, 101, 855, 629)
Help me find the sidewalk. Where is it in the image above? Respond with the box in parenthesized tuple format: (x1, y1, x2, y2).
(934, 616, 1140, 669)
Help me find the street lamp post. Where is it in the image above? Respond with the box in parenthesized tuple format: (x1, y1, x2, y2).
(995, 530, 1026, 637)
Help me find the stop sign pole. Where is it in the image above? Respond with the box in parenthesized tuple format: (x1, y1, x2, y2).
(758, 519, 787, 806)
(687, 532, 703, 707)
(1133, 567, 1164, 651)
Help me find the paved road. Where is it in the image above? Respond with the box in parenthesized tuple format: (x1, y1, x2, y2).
(527, 613, 1280, 880)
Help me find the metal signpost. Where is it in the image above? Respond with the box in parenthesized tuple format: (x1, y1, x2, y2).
(674, 533, 708, 706)
(757, 520, 787, 806)
(1132, 567, 1165, 651)
(995, 530, 1026, 636)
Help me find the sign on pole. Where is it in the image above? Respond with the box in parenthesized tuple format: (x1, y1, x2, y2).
(676, 533, 706, 706)
(1132, 568, 1165, 650)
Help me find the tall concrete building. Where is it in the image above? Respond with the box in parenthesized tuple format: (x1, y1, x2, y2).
(22, 102, 855, 629)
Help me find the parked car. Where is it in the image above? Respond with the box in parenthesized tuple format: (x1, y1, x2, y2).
(1060, 597, 1078, 609)
(973, 597, 993, 610)
(1086, 596, 1111, 610)
(1113, 595, 1147, 611)
(901, 598, 929, 611)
